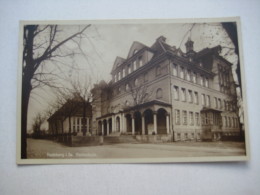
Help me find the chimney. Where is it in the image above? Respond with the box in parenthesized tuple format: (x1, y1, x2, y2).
(185, 37, 194, 53)
(156, 36, 166, 42)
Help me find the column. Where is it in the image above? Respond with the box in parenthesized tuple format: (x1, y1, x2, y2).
(120, 114, 123, 133)
(153, 111, 157, 134)
(112, 116, 115, 133)
(107, 119, 110, 135)
(101, 121, 104, 135)
(122, 114, 126, 133)
(131, 115, 135, 135)
(142, 114, 145, 135)
(78, 117, 81, 133)
(87, 118, 89, 133)
(166, 113, 170, 134)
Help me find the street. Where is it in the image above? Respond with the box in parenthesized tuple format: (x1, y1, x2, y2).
(27, 138, 246, 159)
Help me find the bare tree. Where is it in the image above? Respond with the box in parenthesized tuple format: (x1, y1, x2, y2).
(22, 24, 91, 158)
(70, 77, 93, 135)
(128, 81, 153, 107)
(32, 112, 46, 138)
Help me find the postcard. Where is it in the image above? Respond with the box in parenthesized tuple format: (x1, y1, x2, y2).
(17, 17, 249, 164)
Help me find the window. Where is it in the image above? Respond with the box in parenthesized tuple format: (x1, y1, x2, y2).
(183, 111, 187, 125)
(77, 118, 80, 132)
(173, 64, 177, 76)
(181, 88, 186, 101)
(73, 118, 76, 132)
(156, 66, 161, 76)
(205, 77, 209, 87)
(118, 72, 121, 80)
(224, 116, 227, 127)
(187, 70, 191, 81)
(188, 90, 193, 103)
(125, 100, 129, 106)
(114, 75, 117, 82)
(175, 109, 180, 125)
(122, 68, 126, 78)
(206, 95, 210, 107)
(218, 99, 222, 109)
(193, 72, 197, 83)
(189, 112, 194, 125)
(195, 112, 200, 126)
(125, 83, 129, 91)
(194, 92, 199, 104)
(201, 94, 205, 106)
(173, 86, 179, 100)
(133, 49, 138, 54)
(180, 67, 184, 79)
(118, 87, 121, 94)
(222, 116, 226, 127)
(133, 61, 137, 71)
(134, 78, 139, 86)
(138, 56, 143, 67)
(128, 64, 132, 74)
(214, 97, 218, 108)
(200, 75, 204, 86)
(156, 88, 163, 99)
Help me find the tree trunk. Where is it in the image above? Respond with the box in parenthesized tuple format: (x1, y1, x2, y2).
(21, 76, 32, 159)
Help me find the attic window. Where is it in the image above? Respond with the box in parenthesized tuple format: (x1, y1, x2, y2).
(133, 49, 138, 55)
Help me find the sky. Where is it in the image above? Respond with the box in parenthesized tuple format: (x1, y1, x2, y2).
(26, 21, 238, 131)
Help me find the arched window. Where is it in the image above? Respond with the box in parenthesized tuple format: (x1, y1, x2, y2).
(156, 88, 163, 99)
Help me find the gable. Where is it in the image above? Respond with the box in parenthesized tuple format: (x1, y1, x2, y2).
(111, 56, 125, 72)
(127, 41, 147, 59)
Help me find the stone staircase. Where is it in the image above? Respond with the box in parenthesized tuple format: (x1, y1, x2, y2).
(104, 135, 139, 144)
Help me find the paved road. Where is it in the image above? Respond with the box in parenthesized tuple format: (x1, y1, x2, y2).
(27, 138, 246, 159)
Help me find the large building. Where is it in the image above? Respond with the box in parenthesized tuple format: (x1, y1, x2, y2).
(92, 35, 240, 141)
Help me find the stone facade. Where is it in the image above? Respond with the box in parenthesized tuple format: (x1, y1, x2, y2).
(91, 36, 240, 141)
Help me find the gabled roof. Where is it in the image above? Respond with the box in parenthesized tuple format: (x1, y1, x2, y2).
(111, 56, 126, 72)
(126, 41, 148, 59)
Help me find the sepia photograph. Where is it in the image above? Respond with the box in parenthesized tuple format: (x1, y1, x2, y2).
(17, 18, 249, 164)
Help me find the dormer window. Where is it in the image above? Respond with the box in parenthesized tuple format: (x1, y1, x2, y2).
(122, 68, 125, 78)
(133, 61, 137, 71)
(139, 56, 143, 67)
(118, 72, 121, 80)
(128, 64, 132, 74)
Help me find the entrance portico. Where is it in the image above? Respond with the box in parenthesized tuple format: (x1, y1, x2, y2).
(97, 100, 172, 136)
